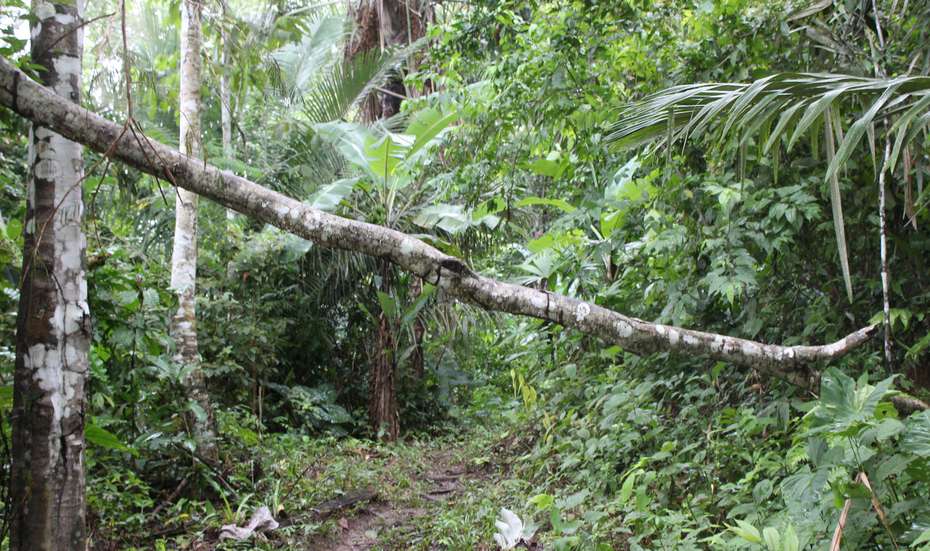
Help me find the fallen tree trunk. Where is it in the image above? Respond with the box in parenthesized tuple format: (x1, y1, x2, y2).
(0, 56, 876, 387)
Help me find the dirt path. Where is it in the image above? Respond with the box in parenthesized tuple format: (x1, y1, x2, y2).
(308, 451, 477, 550)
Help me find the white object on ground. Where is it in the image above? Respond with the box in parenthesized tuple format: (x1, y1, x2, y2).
(218, 505, 279, 541)
(493, 507, 524, 549)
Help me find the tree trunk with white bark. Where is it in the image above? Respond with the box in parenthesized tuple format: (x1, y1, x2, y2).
(0, 55, 888, 390)
(172, 0, 218, 463)
(220, 0, 235, 221)
(10, 2, 89, 548)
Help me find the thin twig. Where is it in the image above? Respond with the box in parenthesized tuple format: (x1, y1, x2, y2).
(375, 85, 408, 101)
(149, 473, 192, 519)
(34, 12, 115, 60)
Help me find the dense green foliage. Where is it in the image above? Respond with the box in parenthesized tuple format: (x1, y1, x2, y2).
(2, 0, 930, 549)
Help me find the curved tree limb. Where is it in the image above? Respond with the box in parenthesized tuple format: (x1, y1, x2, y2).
(0, 56, 878, 386)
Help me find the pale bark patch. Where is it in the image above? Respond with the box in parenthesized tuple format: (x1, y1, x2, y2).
(33, 1, 55, 20)
(575, 303, 591, 323)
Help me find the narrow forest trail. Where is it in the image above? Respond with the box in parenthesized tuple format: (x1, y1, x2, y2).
(168, 426, 530, 551)
(306, 446, 493, 550)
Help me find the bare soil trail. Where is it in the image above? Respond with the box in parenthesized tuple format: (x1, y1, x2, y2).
(308, 449, 487, 550)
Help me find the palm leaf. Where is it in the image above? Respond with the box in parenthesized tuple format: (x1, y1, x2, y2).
(269, 13, 349, 101)
(300, 39, 426, 124)
(609, 73, 930, 157)
(609, 72, 930, 302)
(824, 109, 853, 301)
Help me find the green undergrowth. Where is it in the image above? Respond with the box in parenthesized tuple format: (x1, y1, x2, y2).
(91, 418, 529, 550)
(477, 328, 930, 551)
(85, 323, 930, 551)
(88, 350, 930, 550)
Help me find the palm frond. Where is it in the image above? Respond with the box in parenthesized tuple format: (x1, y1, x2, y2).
(301, 38, 427, 124)
(823, 109, 853, 301)
(609, 72, 930, 302)
(609, 72, 930, 170)
(269, 13, 349, 102)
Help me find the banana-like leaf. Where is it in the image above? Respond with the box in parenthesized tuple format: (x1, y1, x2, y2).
(310, 177, 359, 211)
(405, 106, 460, 161)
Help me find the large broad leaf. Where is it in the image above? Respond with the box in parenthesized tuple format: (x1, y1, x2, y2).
(781, 465, 830, 505)
(313, 121, 410, 183)
(86, 422, 135, 455)
(366, 130, 413, 183)
(310, 177, 359, 211)
(527, 229, 585, 254)
(515, 196, 576, 213)
(314, 121, 378, 173)
(607, 175, 655, 203)
(404, 106, 459, 162)
(414, 203, 470, 234)
(313, 103, 455, 187)
(902, 410, 930, 457)
(515, 250, 561, 282)
(806, 367, 896, 437)
(523, 156, 569, 179)
(728, 520, 762, 544)
(414, 203, 499, 234)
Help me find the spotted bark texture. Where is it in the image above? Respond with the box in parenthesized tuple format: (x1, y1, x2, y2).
(10, 2, 88, 549)
(170, 0, 218, 462)
(0, 56, 880, 389)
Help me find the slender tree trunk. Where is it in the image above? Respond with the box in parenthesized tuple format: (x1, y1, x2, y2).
(220, 0, 235, 221)
(11, 2, 89, 548)
(347, 0, 430, 438)
(879, 140, 893, 368)
(172, 0, 218, 462)
(0, 58, 888, 388)
(410, 275, 425, 379)
(370, 259, 399, 439)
